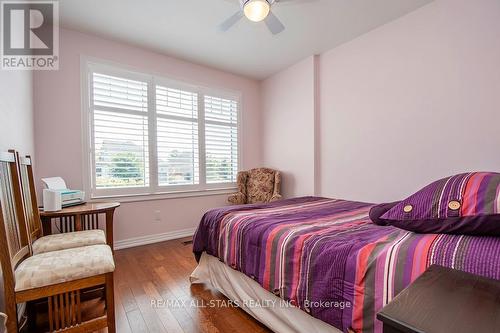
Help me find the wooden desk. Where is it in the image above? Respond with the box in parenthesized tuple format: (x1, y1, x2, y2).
(39, 202, 120, 250)
(377, 265, 500, 333)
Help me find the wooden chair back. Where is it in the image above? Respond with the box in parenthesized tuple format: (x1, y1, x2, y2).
(0, 151, 30, 294)
(17, 154, 43, 242)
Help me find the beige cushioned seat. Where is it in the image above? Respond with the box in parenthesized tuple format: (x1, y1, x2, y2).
(15, 244, 115, 291)
(32, 229, 106, 255)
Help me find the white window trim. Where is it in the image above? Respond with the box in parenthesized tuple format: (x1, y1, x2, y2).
(80, 56, 242, 202)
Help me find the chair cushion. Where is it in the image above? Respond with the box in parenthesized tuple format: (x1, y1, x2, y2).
(15, 245, 115, 291)
(32, 229, 107, 255)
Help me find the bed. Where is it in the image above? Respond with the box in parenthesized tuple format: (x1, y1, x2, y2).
(191, 197, 500, 333)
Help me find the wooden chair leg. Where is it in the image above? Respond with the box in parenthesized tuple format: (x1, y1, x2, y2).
(105, 273, 116, 333)
(5, 301, 18, 333)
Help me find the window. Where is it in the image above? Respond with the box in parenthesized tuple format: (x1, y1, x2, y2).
(83, 61, 240, 199)
(204, 95, 238, 184)
(155, 85, 199, 187)
(91, 73, 150, 190)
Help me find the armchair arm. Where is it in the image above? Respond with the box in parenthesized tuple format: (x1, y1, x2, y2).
(228, 192, 246, 205)
(271, 171, 282, 202)
(270, 194, 282, 202)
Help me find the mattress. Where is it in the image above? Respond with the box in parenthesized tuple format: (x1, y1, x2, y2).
(193, 197, 500, 333)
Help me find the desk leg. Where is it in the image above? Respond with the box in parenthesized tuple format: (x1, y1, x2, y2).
(106, 209, 115, 253)
(75, 214, 82, 231)
(41, 216, 52, 236)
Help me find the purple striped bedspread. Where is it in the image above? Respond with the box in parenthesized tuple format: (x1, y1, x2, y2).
(193, 197, 500, 333)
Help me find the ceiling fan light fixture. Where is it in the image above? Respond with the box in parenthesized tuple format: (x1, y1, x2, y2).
(243, 0, 271, 22)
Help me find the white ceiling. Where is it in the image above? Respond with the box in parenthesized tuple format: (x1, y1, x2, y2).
(59, 0, 433, 80)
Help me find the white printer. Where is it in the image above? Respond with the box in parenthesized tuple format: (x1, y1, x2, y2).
(41, 177, 85, 211)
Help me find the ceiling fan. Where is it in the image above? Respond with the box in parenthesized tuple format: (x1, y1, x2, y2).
(218, 0, 287, 35)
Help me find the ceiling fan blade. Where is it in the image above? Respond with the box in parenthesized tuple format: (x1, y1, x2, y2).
(264, 12, 285, 35)
(218, 10, 244, 32)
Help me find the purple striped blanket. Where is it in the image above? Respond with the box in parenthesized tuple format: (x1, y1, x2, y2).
(193, 197, 500, 333)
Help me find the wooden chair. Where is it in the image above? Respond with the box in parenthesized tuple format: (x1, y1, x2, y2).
(17, 153, 107, 255)
(0, 151, 116, 333)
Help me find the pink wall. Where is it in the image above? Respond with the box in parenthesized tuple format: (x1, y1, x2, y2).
(263, 0, 500, 203)
(319, 0, 500, 202)
(261, 56, 317, 198)
(0, 71, 33, 154)
(33, 28, 262, 245)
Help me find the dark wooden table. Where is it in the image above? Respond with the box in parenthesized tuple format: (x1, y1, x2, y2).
(39, 202, 120, 250)
(377, 265, 500, 333)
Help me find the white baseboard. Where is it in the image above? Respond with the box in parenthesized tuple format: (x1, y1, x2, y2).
(114, 227, 196, 250)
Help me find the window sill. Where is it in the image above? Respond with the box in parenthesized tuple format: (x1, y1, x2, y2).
(90, 187, 237, 203)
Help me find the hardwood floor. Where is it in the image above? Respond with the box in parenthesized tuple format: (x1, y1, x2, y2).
(112, 237, 272, 333)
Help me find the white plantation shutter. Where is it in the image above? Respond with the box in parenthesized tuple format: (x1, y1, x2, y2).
(85, 62, 240, 198)
(91, 72, 149, 189)
(156, 86, 199, 186)
(204, 95, 238, 183)
(93, 73, 148, 112)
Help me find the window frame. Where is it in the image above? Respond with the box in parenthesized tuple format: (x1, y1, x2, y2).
(81, 57, 242, 201)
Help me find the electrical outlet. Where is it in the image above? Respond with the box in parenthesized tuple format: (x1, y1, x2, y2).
(154, 210, 162, 223)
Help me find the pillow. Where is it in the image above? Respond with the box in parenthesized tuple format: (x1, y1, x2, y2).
(379, 172, 500, 235)
(369, 202, 400, 226)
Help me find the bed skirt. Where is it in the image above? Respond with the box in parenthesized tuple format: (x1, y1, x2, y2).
(190, 253, 341, 333)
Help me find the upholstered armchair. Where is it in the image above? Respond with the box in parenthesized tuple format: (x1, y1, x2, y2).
(228, 168, 282, 204)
